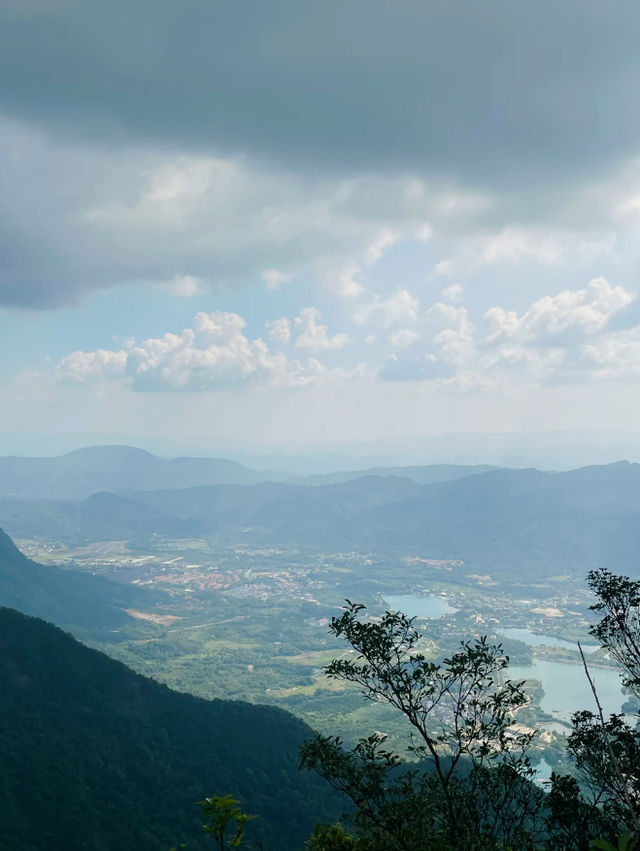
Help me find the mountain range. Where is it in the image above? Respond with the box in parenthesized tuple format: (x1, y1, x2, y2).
(2, 449, 640, 577)
(0, 445, 498, 500)
(0, 445, 284, 500)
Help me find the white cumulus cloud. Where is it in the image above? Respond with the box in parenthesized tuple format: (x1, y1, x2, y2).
(294, 308, 351, 351)
(265, 317, 292, 345)
(353, 288, 420, 328)
(484, 277, 634, 346)
(440, 283, 464, 304)
(55, 311, 359, 391)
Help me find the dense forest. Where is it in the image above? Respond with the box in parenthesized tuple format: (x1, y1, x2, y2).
(0, 607, 345, 850)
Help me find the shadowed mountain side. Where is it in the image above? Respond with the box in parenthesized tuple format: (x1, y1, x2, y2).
(125, 475, 421, 529)
(0, 445, 285, 500)
(0, 528, 168, 636)
(0, 607, 344, 850)
(350, 464, 640, 574)
(0, 492, 193, 541)
(122, 463, 640, 576)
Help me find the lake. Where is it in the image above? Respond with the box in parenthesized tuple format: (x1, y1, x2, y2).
(381, 594, 624, 723)
(499, 627, 599, 654)
(384, 593, 458, 619)
(509, 658, 624, 721)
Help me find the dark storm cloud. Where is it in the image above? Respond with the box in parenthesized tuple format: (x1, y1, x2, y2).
(2, 0, 640, 184)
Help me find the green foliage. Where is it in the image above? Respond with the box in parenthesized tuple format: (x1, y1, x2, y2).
(590, 833, 637, 851)
(307, 823, 362, 850)
(200, 795, 256, 849)
(0, 606, 344, 850)
(563, 570, 640, 836)
(544, 772, 615, 850)
(0, 526, 162, 638)
(543, 568, 640, 849)
(301, 602, 544, 850)
(588, 569, 640, 694)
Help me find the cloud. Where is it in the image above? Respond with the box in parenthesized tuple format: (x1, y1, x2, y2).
(294, 307, 351, 351)
(315, 229, 404, 299)
(169, 274, 202, 298)
(377, 278, 640, 388)
(322, 261, 365, 299)
(3, 0, 640, 187)
(440, 283, 464, 304)
(425, 302, 475, 366)
(0, 119, 467, 308)
(54, 348, 128, 382)
(265, 317, 291, 345)
(483, 277, 634, 346)
(353, 289, 420, 328)
(55, 310, 359, 391)
(440, 225, 619, 280)
(581, 336, 640, 380)
(262, 269, 292, 291)
(388, 328, 421, 349)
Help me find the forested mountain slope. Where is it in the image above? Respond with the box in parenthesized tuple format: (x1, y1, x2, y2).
(0, 527, 166, 637)
(0, 607, 343, 850)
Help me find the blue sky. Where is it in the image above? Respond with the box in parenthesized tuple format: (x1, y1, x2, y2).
(3, 1, 640, 458)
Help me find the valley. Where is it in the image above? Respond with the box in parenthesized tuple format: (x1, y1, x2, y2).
(13, 520, 620, 771)
(1, 446, 636, 846)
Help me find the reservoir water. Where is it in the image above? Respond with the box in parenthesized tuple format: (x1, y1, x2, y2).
(382, 593, 623, 723)
(499, 627, 598, 654)
(509, 658, 624, 722)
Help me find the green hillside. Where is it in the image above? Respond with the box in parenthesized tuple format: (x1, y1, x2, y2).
(0, 607, 344, 850)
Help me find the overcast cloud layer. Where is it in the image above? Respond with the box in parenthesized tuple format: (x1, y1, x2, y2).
(3, 1, 640, 452)
(3, 0, 640, 181)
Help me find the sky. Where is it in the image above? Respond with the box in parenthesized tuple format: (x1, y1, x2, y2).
(3, 0, 640, 460)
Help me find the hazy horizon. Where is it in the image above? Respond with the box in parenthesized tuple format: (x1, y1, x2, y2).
(3, 430, 640, 475)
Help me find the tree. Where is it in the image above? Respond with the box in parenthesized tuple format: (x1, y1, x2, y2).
(199, 795, 257, 849)
(300, 602, 544, 850)
(562, 570, 640, 837)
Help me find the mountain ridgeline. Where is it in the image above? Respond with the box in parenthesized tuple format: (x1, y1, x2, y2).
(2, 448, 640, 577)
(0, 606, 344, 850)
(0, 445, 285, 500)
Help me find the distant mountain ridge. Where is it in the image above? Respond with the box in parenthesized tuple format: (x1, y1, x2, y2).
(0, 453, 640, 576)
(0, 606, 343, 850)
(2, 461, 640, 576)
(294, 463, 497, 487)
(0, 445, 505, 500)
(0, 445, 285, 500)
